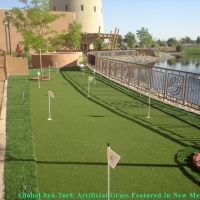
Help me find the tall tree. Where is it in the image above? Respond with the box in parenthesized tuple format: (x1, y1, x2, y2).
(136, 27, 153, 48)
(66, 21, 82, 50)
(196, 36, 200, 43)
(124, 32, 136, 48)
(167, 38, 178, 47)
(10, 0, 66, 77)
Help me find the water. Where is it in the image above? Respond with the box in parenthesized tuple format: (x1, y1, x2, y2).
(154, 54, 200, 74)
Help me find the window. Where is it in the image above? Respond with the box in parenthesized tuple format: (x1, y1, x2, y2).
(66, 5, 68, 11)
(81, 5, 84, 11)
(94, 6, 96, 12)
(53, 7, 56, 11)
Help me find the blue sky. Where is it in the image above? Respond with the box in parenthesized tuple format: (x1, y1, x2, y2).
(0, 0, 199, 41)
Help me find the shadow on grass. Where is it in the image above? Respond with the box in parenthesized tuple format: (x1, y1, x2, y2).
(60, 69, 197, 148)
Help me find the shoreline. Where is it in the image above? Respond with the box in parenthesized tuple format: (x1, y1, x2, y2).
(112, 52, 174, 64)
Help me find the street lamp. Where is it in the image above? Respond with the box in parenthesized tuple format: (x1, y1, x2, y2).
(85, 32, 88, 54)
(2, 19, 8, 53)
(4, 10, 12, 55)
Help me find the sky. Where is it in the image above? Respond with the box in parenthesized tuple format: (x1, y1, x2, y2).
(0, 0, 199, 41)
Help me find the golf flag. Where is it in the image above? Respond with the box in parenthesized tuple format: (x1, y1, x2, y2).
(107, 147, 121, 169)
(38, 71, 40, 75)
(88, 76, 93, 81)
(48, 90, 54, 98)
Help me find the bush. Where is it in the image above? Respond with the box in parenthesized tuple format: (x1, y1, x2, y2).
(135, 51, 139, 56)
(176, 45, 183, 52)
(135, 44, 139, 48)
(119, 44, 127, 50)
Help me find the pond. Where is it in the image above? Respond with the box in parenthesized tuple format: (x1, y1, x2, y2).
(153, 54, 200, 74)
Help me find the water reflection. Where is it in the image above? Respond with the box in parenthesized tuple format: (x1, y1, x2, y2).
(154, 55, 200, 74)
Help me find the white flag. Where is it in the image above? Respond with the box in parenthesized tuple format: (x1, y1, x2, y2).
(48, 90, 54, 98)
(38, 71, 40, 75)
(107, 148, 121, 169)
(88, 76, 93, 81)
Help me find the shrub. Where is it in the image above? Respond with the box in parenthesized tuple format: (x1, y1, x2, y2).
(176, 45, 183, 52)
(135, 51, 139, 56)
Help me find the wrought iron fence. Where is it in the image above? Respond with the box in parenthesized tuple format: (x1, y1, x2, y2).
(88, 51, 200, 111)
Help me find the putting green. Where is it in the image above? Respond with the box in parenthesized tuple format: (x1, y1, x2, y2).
(29, 68, 200, 199)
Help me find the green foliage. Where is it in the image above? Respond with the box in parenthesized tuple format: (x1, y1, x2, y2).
(124, 32, 136, 48)
(181, 36, 192, 44)
(66, 21, 82, 50)
(136, 27, 153, 48)
(177, 146, 200, 184)
(196, 36, 200, 43)
(79, 55, 87, 65)
(10, 0, 66, 53)
(167, 37, 178, 47)
(118, 44, 127, 50)
(135, 51, 139, 56)
(176, 45, 183, 52)
(157, 39, 167, 47)
(95, 38, 104, 50)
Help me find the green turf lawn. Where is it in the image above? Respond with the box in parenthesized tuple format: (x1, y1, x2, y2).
(183, 46, 200, 54)
(28, 68, 200, 199)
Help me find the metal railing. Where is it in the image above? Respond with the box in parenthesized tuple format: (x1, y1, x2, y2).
(87, 51, 200, 111)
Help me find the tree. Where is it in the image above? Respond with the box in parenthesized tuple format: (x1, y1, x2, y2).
(95, 38, 104, 50)
(124, 32, 136, 48)
(66, 21, 82, 50)
(10, 0, 66, 77)
(136, 27, 153, 48)
(196, 36, 200, 43)
(167, 37, 178, 47)
(176, 45, 183, 52)
(181, 36, 192, 44)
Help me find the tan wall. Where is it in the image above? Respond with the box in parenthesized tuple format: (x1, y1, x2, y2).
(6, 56, 28, 75)
(51, 0, 104, 33)
(0, 51, 7, 80)
(0, 9, 75, 53)
(32, 52, 83, 68)
(135, 49, 155, 56)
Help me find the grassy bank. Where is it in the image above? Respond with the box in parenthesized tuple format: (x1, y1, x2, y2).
(183, 46, 200, 54)
(6, 76, 39, 200)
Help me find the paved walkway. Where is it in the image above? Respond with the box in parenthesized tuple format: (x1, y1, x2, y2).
(0, 80, 7, 200)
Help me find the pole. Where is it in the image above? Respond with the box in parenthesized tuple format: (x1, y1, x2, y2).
(93, 70, 96, 85)
(49, 65, 51, 78)
(38, 74, 40, 88)
(48, 95, 52, 120)
(4, 25, 8, 53)
(146, 93, 150, 118)
(55, 62, 58, 72)
(23, 92, 24, 103)
(8, 21, 11, 55)
(107, 143, 110, 200)
(87, 78, 90, 97)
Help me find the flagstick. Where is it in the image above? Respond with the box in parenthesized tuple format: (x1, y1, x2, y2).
(49, 65, 51, 78)
(107, 143, 110, 200)
(23, 92, 24, 103)
(56, 62, 58, 72)
(38, 74, 40, 88)
(94, 72, 96, 85)
(48, 95, 52, 120)
(146, 94, 150, 118)
(87, 79, 90, 97)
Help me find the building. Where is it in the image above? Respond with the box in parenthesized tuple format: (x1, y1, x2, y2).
(0, 0, 120, 53)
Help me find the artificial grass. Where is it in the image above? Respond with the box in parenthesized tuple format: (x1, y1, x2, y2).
(27, 68, 200, 199)
(5, 76, 39, 200)
(84, 67, 200, 130)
